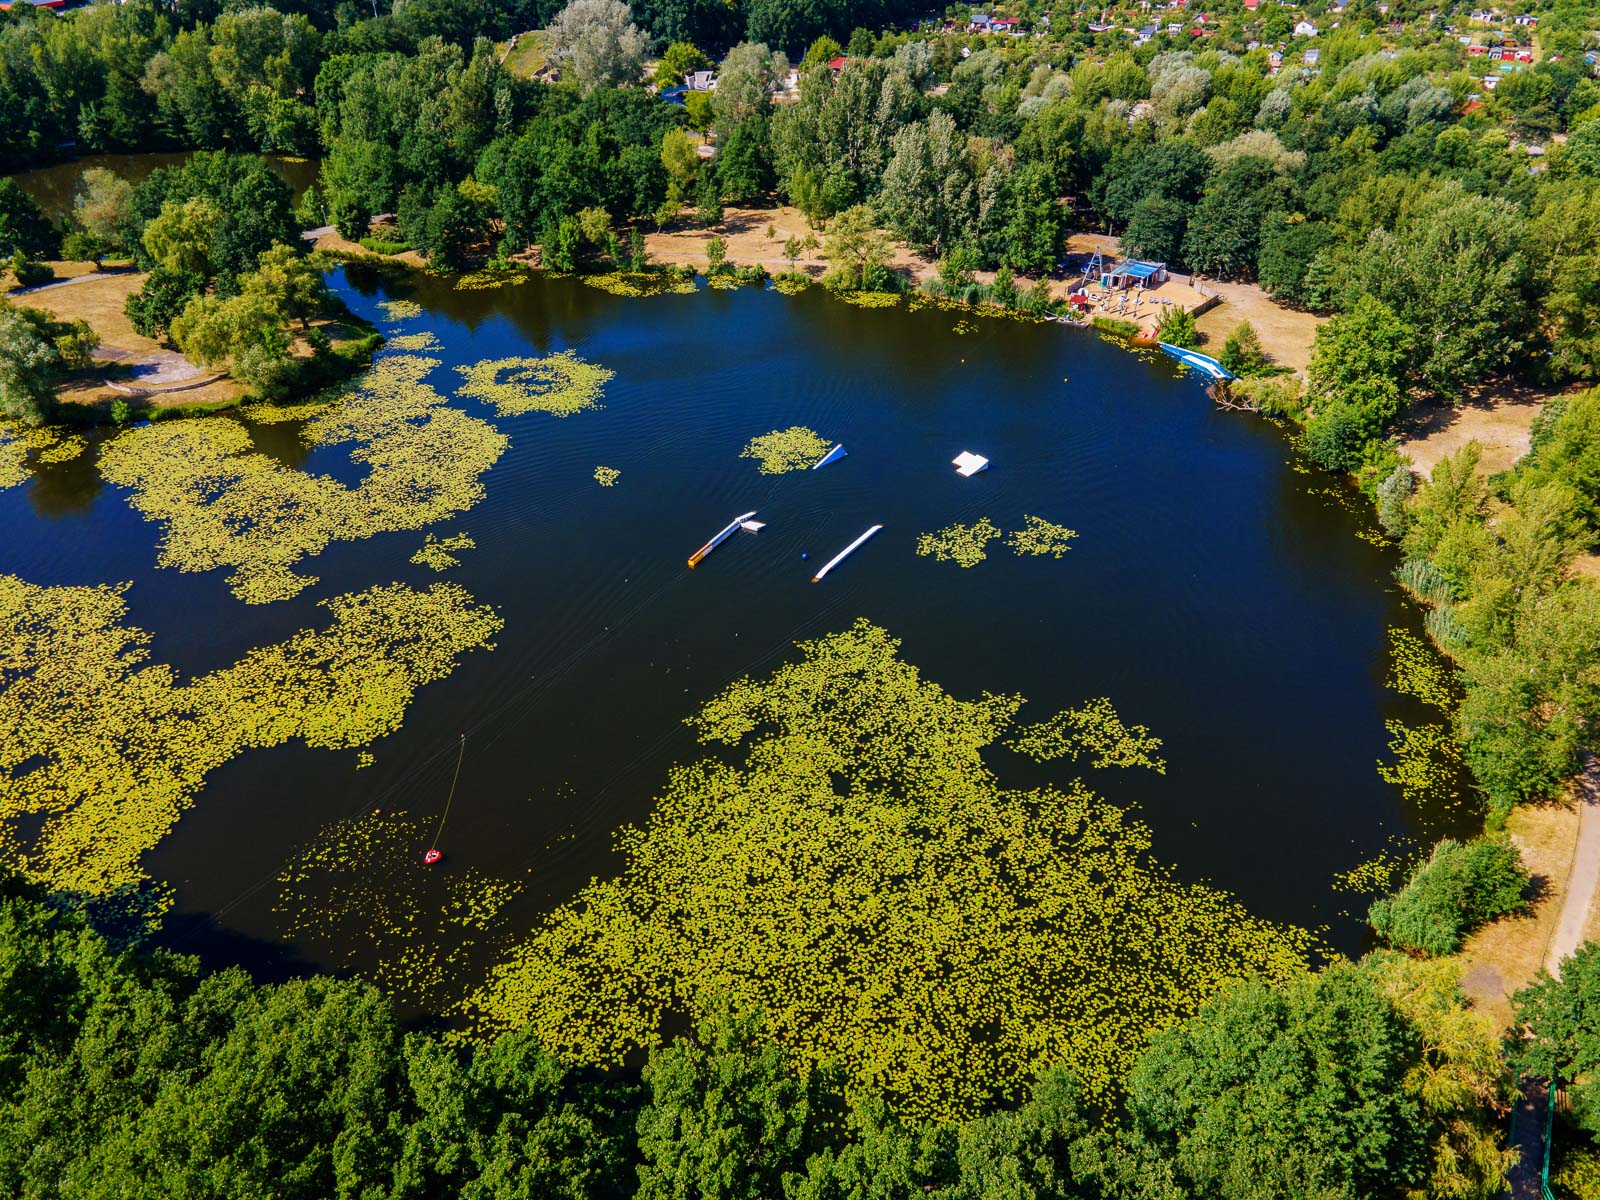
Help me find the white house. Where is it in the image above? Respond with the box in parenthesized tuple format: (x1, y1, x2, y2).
(1293, 18, 1317, 35)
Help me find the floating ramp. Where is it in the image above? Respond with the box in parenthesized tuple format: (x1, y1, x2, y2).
(813, 444, 847, 470)
(953, 450, 990, 477)
(1158, 343, 1236, 381)
(811, 525, 883, 583)
(688, 510, 758, 568)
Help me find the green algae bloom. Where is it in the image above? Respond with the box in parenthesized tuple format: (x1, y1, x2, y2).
(412, 532, 476, 572)
(1006, 515, 1078, 558)
(580, 271, 697, 298)
(740, 426, 832, 474)
(277, 809, 524, 1009)
(0, 574, 502, 905)
(455, 351, 614, 418)
(461, 620, 1312, 1121)
(379, 299, 423, 322)
(1007, 696, 1166, 772)
(916, 518, 1002, 568)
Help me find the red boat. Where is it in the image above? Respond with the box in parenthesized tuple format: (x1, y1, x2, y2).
(423, 849, 442, 865)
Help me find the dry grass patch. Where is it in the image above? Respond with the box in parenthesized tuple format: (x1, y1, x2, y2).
(1456, 798, 1579, 1029)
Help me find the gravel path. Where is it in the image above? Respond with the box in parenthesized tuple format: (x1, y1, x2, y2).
(1546, 757, 1600, 976)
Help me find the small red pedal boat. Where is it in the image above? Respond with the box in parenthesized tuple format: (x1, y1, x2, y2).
(423, 848, 442, 866)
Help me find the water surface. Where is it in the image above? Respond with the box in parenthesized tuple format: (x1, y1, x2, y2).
(0, 266, 1469, 998)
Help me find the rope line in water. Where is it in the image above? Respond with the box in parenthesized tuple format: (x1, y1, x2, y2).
(430, 734, 467, 850)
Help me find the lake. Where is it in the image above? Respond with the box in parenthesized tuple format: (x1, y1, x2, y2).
(9, 152, 318, 219)
(1, 264, 1469, 1016)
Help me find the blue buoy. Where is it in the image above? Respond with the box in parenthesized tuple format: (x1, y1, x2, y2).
(801, 552, 809, 560)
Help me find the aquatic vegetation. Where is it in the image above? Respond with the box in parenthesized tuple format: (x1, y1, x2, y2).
(1333, 848, 1410, 895)
(411, 532, 475, 571)
(1379, 719, 1464, 810)
(594, 465, 620, 486)
(379, 298, 423, 322)
(0, 575, 501, 903)
(1007, 696, 1166, 773)
(0, 423, 80, 488)
(1006, 515, 1078, 558)
(36, 433, 87, 464)
(455, 351, 615, 418)
(579, 271, 697, 298)
(706, 273, 742, 291)
(836, 291, 900, 309)
(461, 620, 1311, 1120)
(740, 426, 831, 474)
(276, 809, 524, 1008)
(241, 395, 335, 424)
(386, 332, 442, 352)
(1386, 627, 1458, 712)
(952, 318, 978, 335)
(454, 268, 528, 292)
(357, 751, 375, 769)
(916, 518, 1002, 568)
(99, 354, 507, 603)
(771, 275, 810, 296)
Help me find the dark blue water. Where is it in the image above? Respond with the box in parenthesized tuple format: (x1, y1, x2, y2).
(0, 265, 1467, 995)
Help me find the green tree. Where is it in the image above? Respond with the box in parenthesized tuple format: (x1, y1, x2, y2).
(1122, 194, 1190, 265)
(141, 196, 224, 278)
(1129, 964, 1426, 1200)
(635, 1004, 815, 1200)
(878, 111, 974, 257)
(1218, 321, 1267, 375)
(1180, 155, 1291, 279)
(0, 180, 59, 260)
(546, 0, 648, 94)
(1257, 219, 1338, 309)
(821, 203, 894, 292)
(655, 41, 712, 87)
(1155, 305, 1198, 349)
(124, 268, 207, 340)
(73, 168, 132, 251)
(1344, 184, 1532, 398)
(1514, 942, 1600, 1136)
(1368, 837, 1529, 956)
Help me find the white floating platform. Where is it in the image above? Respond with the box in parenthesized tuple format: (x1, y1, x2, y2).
(953, 451, 990, 477)
(740, 520, 766, 533)
(811, 525, 883, 583)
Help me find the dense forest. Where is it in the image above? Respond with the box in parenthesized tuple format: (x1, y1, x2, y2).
(0, 866, 1582, 1200)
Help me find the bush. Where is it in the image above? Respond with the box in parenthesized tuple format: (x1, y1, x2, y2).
(1091, 315, 1140, 338)
(60, 231, 106, 265)
(124, 268, 206, 340)
(1375, 464, 1415, 539)
(1228, 373, 1304, 418)
(1155, 304, 1198, 348)
(1219, 320, 1268, 375)
(9, 251, 51, 288)
(1304, 400, 1376, 471)
(1368, 836, 1528, 956)
(358, 237, 410, 256)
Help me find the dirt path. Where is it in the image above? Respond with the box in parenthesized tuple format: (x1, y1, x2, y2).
(1547, 758, 1600, 976)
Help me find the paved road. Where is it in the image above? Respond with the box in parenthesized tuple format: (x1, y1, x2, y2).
(1547, 757, 1600, 975)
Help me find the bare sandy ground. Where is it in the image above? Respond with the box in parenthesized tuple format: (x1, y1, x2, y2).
(1395, 383, 1552, 478)
(1458, 796, 1581, 1028)
(19, 267, 244, 412)
(644, 204, 941, 281)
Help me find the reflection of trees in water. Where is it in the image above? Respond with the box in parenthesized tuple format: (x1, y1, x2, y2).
(27, 439, 103, 517)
